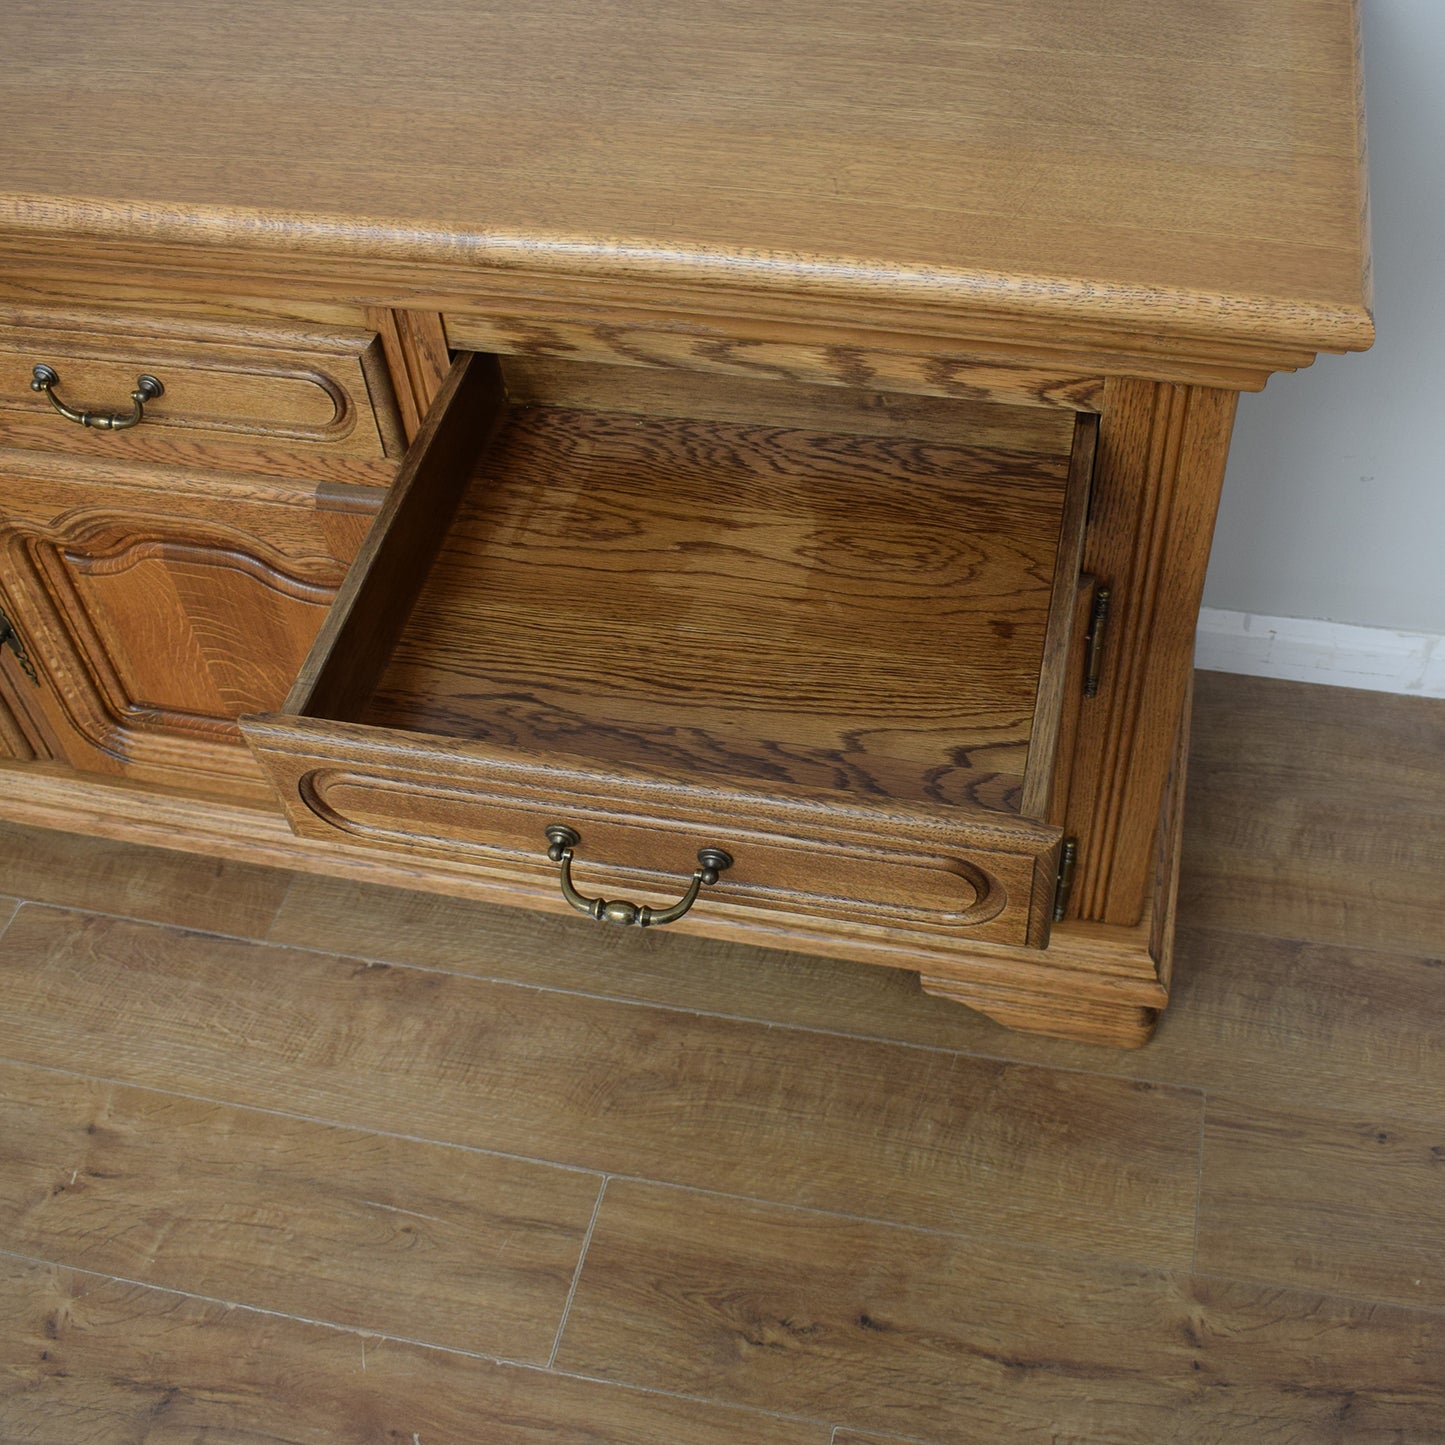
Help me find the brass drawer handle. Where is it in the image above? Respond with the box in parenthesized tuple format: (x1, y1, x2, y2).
(545, 825, 733, 928)
(31, 363, 164, 431)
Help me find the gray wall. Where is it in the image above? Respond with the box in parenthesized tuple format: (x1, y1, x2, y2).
(1202, 0, 1445, 634)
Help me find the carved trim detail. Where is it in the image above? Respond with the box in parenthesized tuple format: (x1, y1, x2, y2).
(1061, 378, 1237, 924)
(0, 509, 346, 769)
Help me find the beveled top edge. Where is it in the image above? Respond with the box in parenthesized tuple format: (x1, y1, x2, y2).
(0, 192, 1376, 361)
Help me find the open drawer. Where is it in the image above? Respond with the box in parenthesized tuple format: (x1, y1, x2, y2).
(241, 352, 1098, 951)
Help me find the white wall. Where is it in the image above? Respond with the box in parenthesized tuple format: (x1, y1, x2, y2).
(1201, 0, 1445, 643)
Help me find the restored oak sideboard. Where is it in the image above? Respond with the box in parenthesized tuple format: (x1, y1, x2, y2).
(0, 1, 1373, 1045)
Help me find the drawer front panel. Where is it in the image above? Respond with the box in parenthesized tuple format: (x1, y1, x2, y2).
(0, 321, 405, 483)
(244, 718, 1061, 948)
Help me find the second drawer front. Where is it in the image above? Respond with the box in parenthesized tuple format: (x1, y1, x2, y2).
(0, 321, 406, 484)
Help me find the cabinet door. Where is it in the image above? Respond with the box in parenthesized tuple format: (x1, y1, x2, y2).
(0, 466, 379, 800)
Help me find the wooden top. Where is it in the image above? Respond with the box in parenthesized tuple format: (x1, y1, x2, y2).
(0, 1, 1372, 369)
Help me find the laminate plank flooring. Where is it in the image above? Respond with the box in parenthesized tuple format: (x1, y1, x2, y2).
(269, 887, 1445, 1122)
(1197, 1095, 1445, 1310)
(0, 1060, 600, 1362)
(0, 819, 292, 940)
(0, 672, 1442, 1441)
(0, 904, 1200, 1266)
(1179, 670, 1445, 955)
(557, 1180, 1445, 1445)
(0, 1257, 828, 1444)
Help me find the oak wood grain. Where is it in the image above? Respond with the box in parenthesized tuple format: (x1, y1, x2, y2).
(244, 718, 1060, 950)
(0, 1, 1373, 377)
(0, 461, 378, 799)
(365, 400, 1074, 812)
(0, 1256, 829, 1444)
(454, 310, 1108, 410)
(0, 904, 1202, 1265)
(1019, 414, 1097, 820)
(0, 239, 1336, 394)
(0, 819, 292, 937)
(0, 316, 405, 483)
(0, 676, 40, 760)
(0, 1060, 600, 1361)
(499, 356, 1080, 453)
(1198, 1096, 1445, 1310)
(1064, 378, 1238, 924)
(558, 1180, 1445, 1444)
(365, 307, 451, 441)
(0, 757, 1167, 1034)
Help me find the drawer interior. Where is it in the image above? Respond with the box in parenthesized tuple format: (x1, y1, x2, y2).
(287, 353, 1094, 825)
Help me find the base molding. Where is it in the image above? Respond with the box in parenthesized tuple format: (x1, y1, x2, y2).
(1195, 608, 1445, 698)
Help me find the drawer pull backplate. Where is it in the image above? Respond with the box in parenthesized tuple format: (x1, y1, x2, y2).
(545, 824, 733, 928)
(31, 363, 164, 431)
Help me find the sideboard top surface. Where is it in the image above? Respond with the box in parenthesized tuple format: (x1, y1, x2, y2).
(0, 0, 1372, 365)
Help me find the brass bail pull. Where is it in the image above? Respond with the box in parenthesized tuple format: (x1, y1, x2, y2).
(544, 825, 733, 928)
(31, 363, 164, 431)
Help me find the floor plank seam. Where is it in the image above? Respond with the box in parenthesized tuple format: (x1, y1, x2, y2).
(230, 923, 1203, 1092)
(0, 1052, 611, 1183)
(0, 1245, 838, 1431)
(546, 1175, 609, 1369)
(0, 1051, 1195, 1276)
(3, 898, 305, 955)
(829, 1430, 937, 1445)
(0, 1245, 530, 1365)
(529, 1171, 1196, 1277)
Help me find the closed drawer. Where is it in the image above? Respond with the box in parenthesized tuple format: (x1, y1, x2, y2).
(242, 353, 1098, 950)
(0, 316, 406, 484)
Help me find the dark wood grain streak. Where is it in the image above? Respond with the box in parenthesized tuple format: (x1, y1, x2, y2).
(453, 311, 1109, 410)
(366, 403, 1072, 812)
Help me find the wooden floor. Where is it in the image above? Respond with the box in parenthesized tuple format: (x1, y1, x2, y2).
(0, 670, 1442, 1442)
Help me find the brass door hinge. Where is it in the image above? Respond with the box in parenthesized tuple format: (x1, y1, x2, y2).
(1082, 584, 1111, 698)
(1052, 837, 1078, 923)
(0, 603, 40, 686)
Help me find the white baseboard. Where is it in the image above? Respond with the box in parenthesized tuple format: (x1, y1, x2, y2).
(1194, 609, 1445, 698)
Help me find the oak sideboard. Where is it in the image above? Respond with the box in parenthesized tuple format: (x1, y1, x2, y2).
(0, 1, 1373, 1045)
